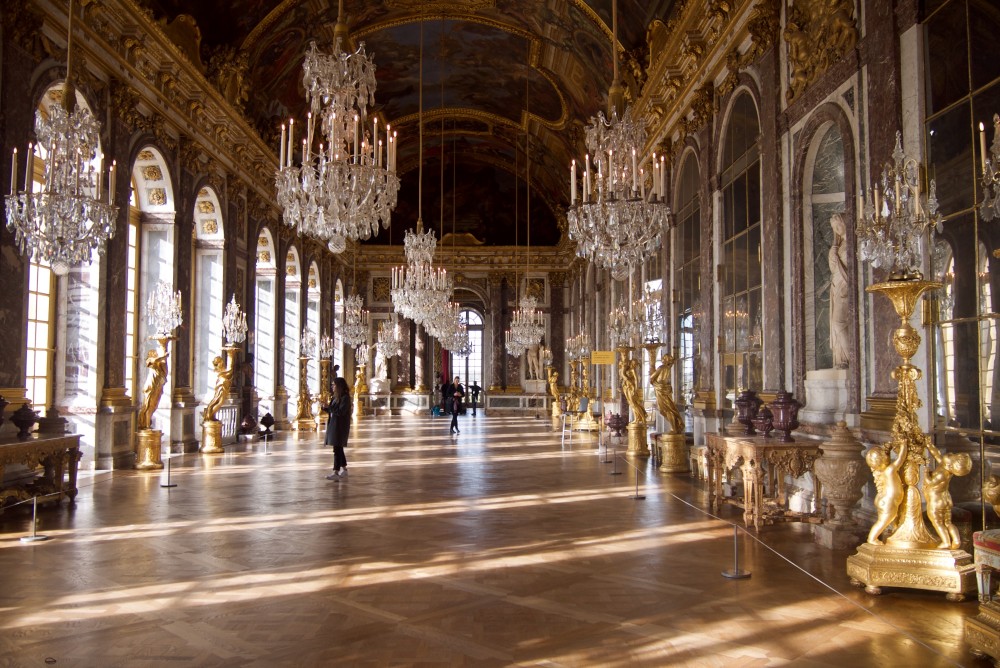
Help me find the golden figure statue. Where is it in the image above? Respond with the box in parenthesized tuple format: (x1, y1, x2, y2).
(924, 442, 972, 550)
(985, 475, 1000, 515)
(203, 352, 235, 422)
(547, 367, 559, 403)
(620, 356, 646, 424)
(137, 341, 169, 431)
(865, 441, 907, 545)
(650, 353, 683, 434)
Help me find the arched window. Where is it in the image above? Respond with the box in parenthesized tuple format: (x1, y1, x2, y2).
(719, 92, 762, 408)
(254, 229, 278, 413)
(192, 187, 225, 403)
(455, 309, 484, 388)
(284, 247, 302, 417)
(674, 151, 701, 413)
(333, 280, 344, 372)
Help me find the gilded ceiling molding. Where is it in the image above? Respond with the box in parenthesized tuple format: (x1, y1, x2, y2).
(240, 0, 303, 52)
(784, 0, 858, 104)
(1, 0, 44, 52)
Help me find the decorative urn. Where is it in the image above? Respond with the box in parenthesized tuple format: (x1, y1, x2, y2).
(258, 412, 275, 437)
(734, 390, 762, 436)
(11, 402, 39, 440)
(605, 412, 627, 437)
(769, 391, 801, 442)
(751, 405, 774, 438)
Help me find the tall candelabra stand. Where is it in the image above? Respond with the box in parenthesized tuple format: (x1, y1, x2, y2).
(136, 282, 182, 470)
(294, 329, 317, 431)
(317, 333, 334, 430)
(201, 296, 247, 454)
(846, 131, 975, 601)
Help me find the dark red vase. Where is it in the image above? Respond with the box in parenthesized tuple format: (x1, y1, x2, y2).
(769, 391, 801, 442)
(734, 390, 762, 436)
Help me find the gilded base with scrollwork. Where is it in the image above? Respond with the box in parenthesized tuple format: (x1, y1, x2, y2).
(966, 600, 1000, 664)
(626, 421, 649, 456)
(846, 542, 976, 600)
(658, 433, 688, 473)
(136, 429, 164, 470)
(200, 420, 224, 454)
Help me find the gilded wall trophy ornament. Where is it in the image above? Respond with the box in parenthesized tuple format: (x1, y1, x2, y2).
(784, 0, 858, 103)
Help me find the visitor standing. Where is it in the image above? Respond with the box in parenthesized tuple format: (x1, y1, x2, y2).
(325, 376, 352, 480)
(469, 380, 482, 416)
(449, 376, 465, 434)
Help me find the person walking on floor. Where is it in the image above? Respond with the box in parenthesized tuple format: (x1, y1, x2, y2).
(449, 375, 465, 435)
(469, 380, 482, 416)
(325, 376, 352, 480)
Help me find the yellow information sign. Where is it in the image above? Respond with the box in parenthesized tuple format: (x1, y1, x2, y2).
(590, 350, 616, 365)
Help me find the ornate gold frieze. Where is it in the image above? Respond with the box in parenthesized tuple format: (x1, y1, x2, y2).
(372, 277, 392, 303)
(784, 0, 858, 104)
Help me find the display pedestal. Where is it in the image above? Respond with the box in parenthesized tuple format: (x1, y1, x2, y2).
(626, 421, 649, 456)
(200, 420, 224, 454)
(657, 433, 688, 473)
(576, 410, 599, 432)
(136, 429, 164, 470)
(800, 368, 856, 427)
(847, 542, 976, 600)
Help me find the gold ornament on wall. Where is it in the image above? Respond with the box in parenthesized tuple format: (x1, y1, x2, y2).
(142, 165, 163, 181)
(147, 188, 166, 205)
(202, 219, 218, 234)
(784, 0, 858, 104)
(198, 200, 215, 214)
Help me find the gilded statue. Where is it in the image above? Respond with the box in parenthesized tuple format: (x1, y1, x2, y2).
(866, 441, 907, 545)
(924, 442, 972, 550)
(650, 353, 684, 434)
(547, 367, 560, 403)
(137, 343, 169, 431)
(203, 353, 235, 422)
(620, 356, 647, 424)
(985, 475, 1000, 516)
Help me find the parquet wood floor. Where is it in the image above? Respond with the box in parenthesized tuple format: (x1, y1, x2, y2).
(0, 415, 980, 666)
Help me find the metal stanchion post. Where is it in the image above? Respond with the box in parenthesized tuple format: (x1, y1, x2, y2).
(610, 437, 622, 475)
(20, 496, 50, 543)
(160, 455, 177, 488)
(721, 524, 751, 579)
(631, 464, 645, 500)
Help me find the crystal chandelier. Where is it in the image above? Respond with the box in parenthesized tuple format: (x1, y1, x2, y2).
(390, 21, 453, 328)
(375, 313, 400, 361)
(565, 332, 592, 361)
(858, 131, 942, 279)
(979, 113, 1000, 221)
(609, 302, 638, 349)
(319, 332, 335, 359)
(509, 294, 545, 350)
(148, 281, 183, 338)
(222, 295, 248, 346)
(4, 0, 118, 276)
(565, 0, 670, 281)
(274, 1, 399, 245)
(634, 287, 663, 344)
(340, 293, 369, 348)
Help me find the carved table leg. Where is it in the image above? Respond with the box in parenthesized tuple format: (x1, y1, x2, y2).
(66, 446, 80, 503)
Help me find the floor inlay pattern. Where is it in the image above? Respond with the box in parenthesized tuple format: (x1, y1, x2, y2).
(0, 415, 980, 666)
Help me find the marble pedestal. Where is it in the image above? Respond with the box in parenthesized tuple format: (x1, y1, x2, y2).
(169, 388, 200, 453)
(800, 369, 856, 427)
(847, 542, 976, 600)
(136, 429, 164, 470)
(272, 386, 291, 430)
(524, 380, 546, 395)
(96, 389, 136, 470)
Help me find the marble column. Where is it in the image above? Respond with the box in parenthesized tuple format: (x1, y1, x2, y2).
(414, 324, 426, 392)
(170, 176, 199, 452)
(488, 274, 504, 391)
(272, 233, 290, 430)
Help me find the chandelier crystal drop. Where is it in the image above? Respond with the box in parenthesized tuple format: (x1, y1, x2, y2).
(339, 293, 369, 348)
(274, 34, 400, 245)
(4, 1, 118, 276)
(147, 281, 183, 338)
(979, 113, 1000, 221)
(222, 295, 248, 345)
(858, 130, 942, 278)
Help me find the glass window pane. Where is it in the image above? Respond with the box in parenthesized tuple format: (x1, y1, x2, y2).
(925, 0, 969, 114)
(928, 101, 976, 216)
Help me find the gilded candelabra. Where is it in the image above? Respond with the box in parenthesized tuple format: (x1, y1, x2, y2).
(293, 356, 315, 430)
(200, 345, 238, 454)
(648, 345, 687, 472)
(847, 134, 975, 600)
(618, 347, 649, 456)
(576, 355, 599, 431)
(136, 281, 182, 470)
(546, 366, 562, 429)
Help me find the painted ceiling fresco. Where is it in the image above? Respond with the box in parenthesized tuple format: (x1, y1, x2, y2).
(140, 0, 680, 246)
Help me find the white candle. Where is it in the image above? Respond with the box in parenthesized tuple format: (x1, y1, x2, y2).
(660, 156, 666, 199)
(640, 168, 645, 200)
(96, 153, 103, 197)
(109, 160, 117, 205)
(353, 114, 359, 163)
(981, 122, 988, 173)
(307, 112, 314, 153)
(374, 118, 378, 164)
(571, 160, 576, 205)
(280, 124, 286, 168)
(631, 149, 637, 193)
(10, 148, 16, 196)
(24, 143, 33, 192)
(652, 153, 658, 198)
(608, 150, 613, 188)
(288, 119, 294, 167)
(378, 140, 383, 167)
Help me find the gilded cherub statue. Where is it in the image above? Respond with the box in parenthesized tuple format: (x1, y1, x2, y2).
(650, 353, 683, 434)
(137, 344, 169, 431)
(620, 356, 646, 424)
(924, 441, 972, 550)
(866, 441, 907, 545)
(202, 354, 235, 422)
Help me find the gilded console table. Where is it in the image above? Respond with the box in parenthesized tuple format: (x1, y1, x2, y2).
(0, 434, 82, 507)
(704, 432, 821, 531)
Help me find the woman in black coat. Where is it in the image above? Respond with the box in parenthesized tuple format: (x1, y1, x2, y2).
(449, 376, 465, 435)
(325, 376, 352, 480)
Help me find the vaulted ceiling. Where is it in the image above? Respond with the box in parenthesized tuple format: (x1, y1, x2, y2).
(140, 0, 678, 246)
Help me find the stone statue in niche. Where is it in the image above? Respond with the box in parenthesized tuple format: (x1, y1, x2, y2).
(828, 213, 850, 369)
(526, 342, 541, 380)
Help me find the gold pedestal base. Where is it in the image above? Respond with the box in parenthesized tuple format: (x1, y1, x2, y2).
(136, 429, 164, 470)
(966, 600, 1000, 663)
(627, 421, 649, 456)
(658, 433, 689, 473)
(200, 420, 224, 454)
(847, 542, 976, 600)
(575, 411, 599, 432)
(293, 416, 316, 433)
